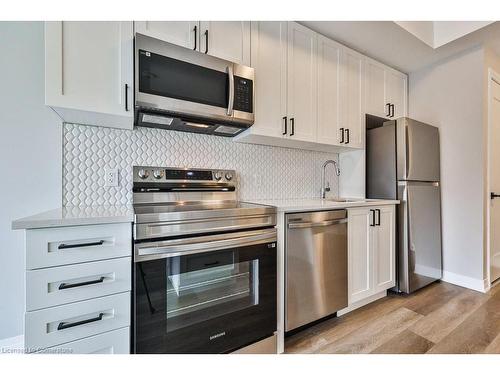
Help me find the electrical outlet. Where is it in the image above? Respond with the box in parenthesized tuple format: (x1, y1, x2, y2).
(105, 168, 119, 187)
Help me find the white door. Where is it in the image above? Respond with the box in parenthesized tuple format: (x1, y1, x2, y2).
(490, 76, 500, 283)
(287, 22, 317, 143)
(386, 69, 407, 118)
(365, 59, 388, 118)
(134, 21, 199, 50)
(249, 21, 288, 138)
(45, 21, 133, 129)
(374, 206, 396, 292)
(317, 35, 342, 145)
(199, 21, 251, 65)
(347, 208, 373, 304)
(341, 48, 364, 148)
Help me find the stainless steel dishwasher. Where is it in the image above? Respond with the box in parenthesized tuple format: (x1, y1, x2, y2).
(285, 209, 348, 332)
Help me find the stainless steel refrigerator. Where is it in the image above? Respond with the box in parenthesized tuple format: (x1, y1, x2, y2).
(367, 117, 442, 294)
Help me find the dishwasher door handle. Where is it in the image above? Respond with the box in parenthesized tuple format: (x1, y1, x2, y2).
(288, 218, 347, 229)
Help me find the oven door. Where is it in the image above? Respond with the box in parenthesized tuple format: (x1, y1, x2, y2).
(133, 228, 277, 354)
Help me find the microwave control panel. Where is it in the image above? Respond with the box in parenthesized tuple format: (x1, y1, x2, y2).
(233, 76, 253, 113)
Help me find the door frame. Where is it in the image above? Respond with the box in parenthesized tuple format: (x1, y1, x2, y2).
(486, 68, 500, 289)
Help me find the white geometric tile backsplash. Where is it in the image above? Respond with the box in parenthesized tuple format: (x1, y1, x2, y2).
(63, 123, 339, 206)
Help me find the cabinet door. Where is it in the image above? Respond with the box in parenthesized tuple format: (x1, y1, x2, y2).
(287, 22, 317, 143)
(134, 21, 198, 50)
(248, 21, 288, 138)
(386, 69, 407, 118)
(347, 208, 373, 304)
(374, 206, 396, 292)
(317, 35, 342, 145)
(45, 21, 133, 129)
(341, 48, 364, 148)
(199, 21, 251, 65)
(365, 59, 388, 118)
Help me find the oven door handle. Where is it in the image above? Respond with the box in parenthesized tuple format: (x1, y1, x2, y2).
(134, 228, 276, 262)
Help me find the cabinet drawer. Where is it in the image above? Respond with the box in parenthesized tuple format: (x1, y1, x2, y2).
(36, 327, 129, 354)
(25, 292, 130, 351)
(26, 223, 131, 269)
(26, 257, 131, 311)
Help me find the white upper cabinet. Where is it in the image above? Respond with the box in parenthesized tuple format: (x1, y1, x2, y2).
(246, 21, 288, 139)
(199, 22, 251, 65)
(365, 57, 408, 120)
(134, 21, 251, 65)
(365, 59, 388, 118)
(45, 21, 134, 129)
(134, 21, 198, 50)
(341, 48, 365, 149)
(317, 35, 342, 146)
(286, 22, 318, 143)
(385, 69, 407, 119)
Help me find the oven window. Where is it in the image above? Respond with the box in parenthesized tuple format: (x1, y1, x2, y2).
(166, 256, 259, 332)
(139, 50, 229, 109)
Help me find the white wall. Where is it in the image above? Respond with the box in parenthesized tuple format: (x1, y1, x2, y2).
(0, 22, 62, 339)
(409, 46, 485, 286)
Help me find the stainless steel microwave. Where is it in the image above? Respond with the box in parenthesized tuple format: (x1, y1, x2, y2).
(134, 33, 255, 137)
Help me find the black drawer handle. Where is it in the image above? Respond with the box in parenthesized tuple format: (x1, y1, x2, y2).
(376, 209, 381, 226)
(282, 116, 287, 135)
(204, 29, 209, 54)
(340, 127, 344, 143)
(58, 240, 104, 250)
(386, 103, 391, 117)
(193, 25, 197, 50)
(59, 276, 106, 290)
(345, 128, 350, 144)
(290, 118, 295, 136)
(370, 209, 376, 226)
(204, 261, 220, 267)
(57, 313, 104, 331)
(125, 83, 129, 111)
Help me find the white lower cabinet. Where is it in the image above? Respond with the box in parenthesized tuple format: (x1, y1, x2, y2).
(24, 223, 132, 354)
(36, 327, 130, 354)
(346, 205, 395, 307)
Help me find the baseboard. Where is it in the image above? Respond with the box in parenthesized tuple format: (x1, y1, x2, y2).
(0, 335, 24, 354)
(337, 290, 387, 317)
(442, 271, 488, 293)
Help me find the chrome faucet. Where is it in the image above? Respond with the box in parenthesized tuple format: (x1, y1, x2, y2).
(321, 160, 341, 199)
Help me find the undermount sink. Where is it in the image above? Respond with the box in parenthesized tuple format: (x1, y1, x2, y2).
(326, 198, 365, 203)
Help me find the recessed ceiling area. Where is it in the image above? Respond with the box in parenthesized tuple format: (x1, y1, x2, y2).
(300, 21, 500, 73)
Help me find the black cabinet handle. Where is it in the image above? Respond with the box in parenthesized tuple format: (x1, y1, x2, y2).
(282, 116, 287, 135)
(193, 25, 197, 50)
(204, 261, 220, 267)
(340, 127, 344, 143)
(57, 313, 104, 331)
(386, 103, 391, 117)
(345, 128, 350, 144)
(390, 104, 395, 118)
(125, 84, 129, 111)
(290, 118, 295, 136)
(376, 209, 381, 226)
(204, 30, 209, 54)
(58, 240, 104, 250)
(59, 276, 106, 290)
(491, 193, 500, 199)
(370, 209, 376, 226)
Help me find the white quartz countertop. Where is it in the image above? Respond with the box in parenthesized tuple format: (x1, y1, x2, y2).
(245, 198, 399, 213)
(12, 205, 134, 230)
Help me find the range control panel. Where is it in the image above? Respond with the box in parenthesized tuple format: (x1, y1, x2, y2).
(133, 166, 236, 183)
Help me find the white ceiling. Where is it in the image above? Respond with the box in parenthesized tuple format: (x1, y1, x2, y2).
(300, 21, 500, 73)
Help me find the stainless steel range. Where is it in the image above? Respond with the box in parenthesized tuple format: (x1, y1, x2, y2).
(132, 166, 277, 354)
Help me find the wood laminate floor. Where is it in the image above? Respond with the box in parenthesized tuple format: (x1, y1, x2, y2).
(285, 281, 500, 354)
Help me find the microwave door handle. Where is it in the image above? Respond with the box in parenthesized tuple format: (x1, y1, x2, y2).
(227, 65, 234, 116)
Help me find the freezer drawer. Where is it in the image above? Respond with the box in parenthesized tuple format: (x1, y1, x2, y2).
(285, 210, 348, 332)
(397, 181, 442, 293)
